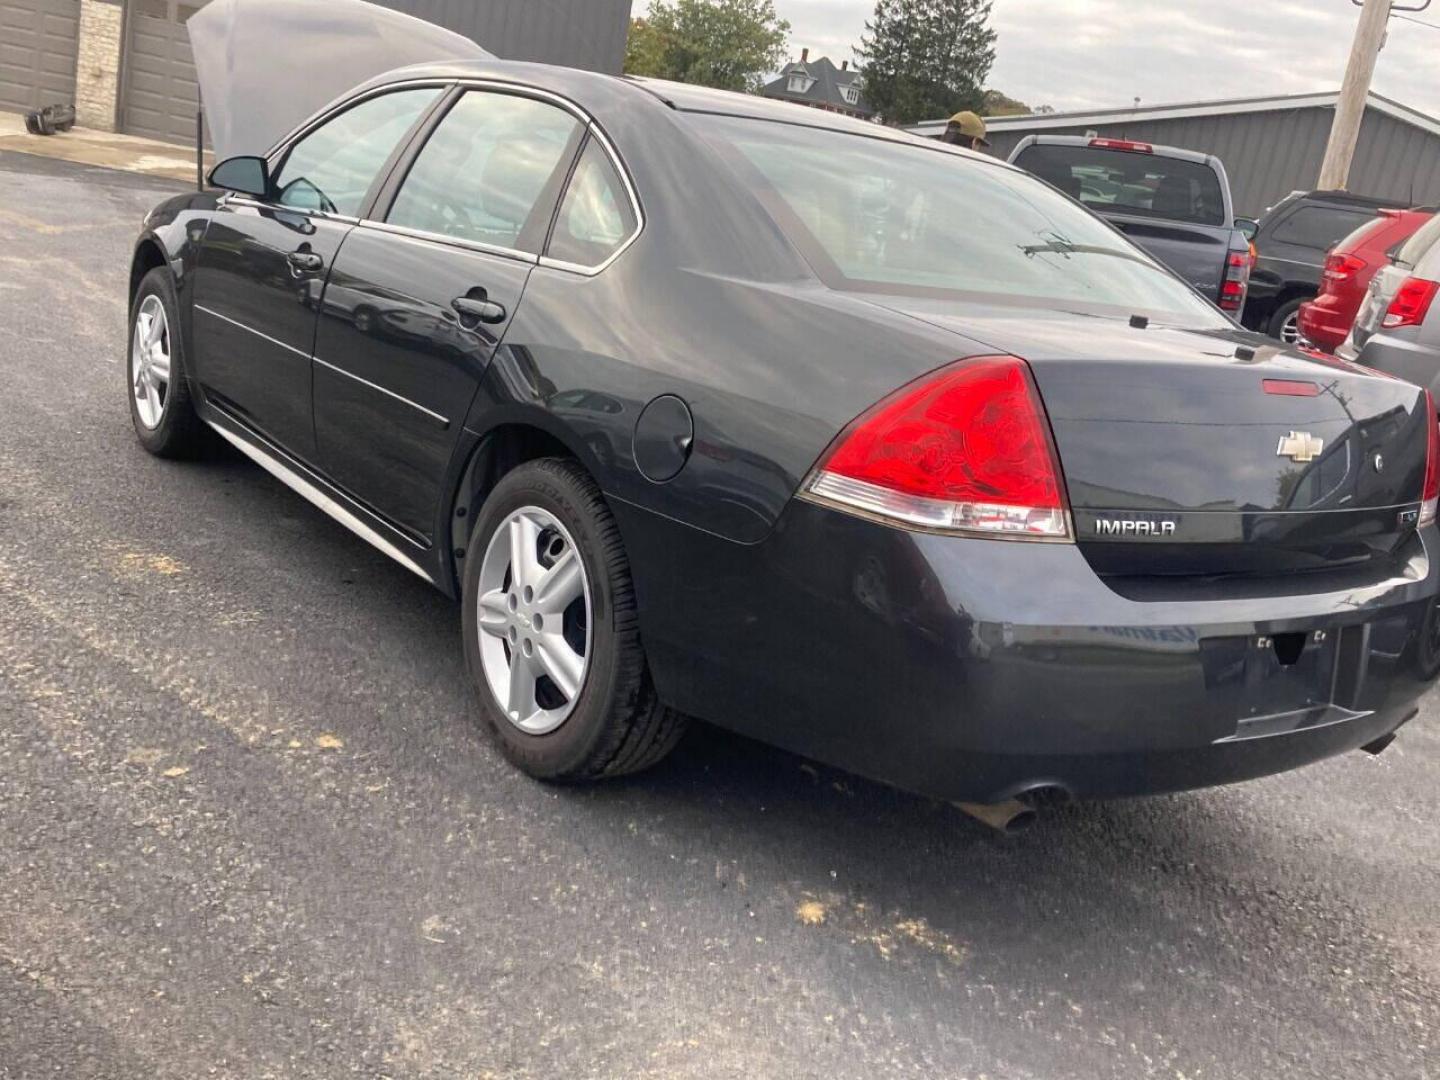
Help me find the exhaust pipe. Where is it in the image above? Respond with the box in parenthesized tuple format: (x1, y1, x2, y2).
(954, 798, 1039, 835)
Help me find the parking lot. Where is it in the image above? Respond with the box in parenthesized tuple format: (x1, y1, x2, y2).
(1, 148, 1438, 1078)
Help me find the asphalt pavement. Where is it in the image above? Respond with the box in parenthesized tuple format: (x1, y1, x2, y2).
(1, 149, 1437, 1079)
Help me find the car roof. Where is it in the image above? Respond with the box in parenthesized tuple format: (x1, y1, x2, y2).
(355, 61, 1014, 169)
(1016, 133, 1215, 166)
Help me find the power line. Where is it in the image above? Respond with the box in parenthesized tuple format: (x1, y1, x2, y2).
(1392, 11, 1440, 29)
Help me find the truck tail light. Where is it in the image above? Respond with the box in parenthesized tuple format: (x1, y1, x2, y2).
(802, 356, 1071, 540)
(1422, 390, 1438, 527)
(1220, 250, 1250, 312)
(1383, 277, 1440, 329)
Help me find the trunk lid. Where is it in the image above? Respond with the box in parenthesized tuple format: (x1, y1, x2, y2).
(864, 299, 1430, 580)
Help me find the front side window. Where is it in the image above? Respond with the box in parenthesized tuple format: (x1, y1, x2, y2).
(700, 115, 1227, 324)
(387, 91, 581, 249)
(273, 88, 441, 216)
(546, 139, 638, 267)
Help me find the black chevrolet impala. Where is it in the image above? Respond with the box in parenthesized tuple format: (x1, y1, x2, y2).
(126, 59, 1440, 808)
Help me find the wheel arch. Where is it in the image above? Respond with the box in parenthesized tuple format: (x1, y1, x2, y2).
(129, 236, 170, 305)
(446, 417, 610, 596)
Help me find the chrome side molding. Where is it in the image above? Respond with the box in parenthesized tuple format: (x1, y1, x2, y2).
(205, 420, 435, 585)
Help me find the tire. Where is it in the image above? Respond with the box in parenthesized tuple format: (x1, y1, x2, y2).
(127, 267, 208, 458)
(1267, 296, 1307, 345)
(462, 457, 687, 780)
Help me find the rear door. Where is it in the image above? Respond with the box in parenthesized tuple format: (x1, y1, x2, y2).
(310, 88, 585, 542)
(191, 86, 443, 459)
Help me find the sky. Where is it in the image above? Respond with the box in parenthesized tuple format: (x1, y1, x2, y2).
(713, 0, 1440, 119)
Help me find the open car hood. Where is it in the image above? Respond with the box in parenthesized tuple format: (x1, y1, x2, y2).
(188, 0, 491, 162)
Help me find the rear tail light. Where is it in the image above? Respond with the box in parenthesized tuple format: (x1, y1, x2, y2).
(1422, 390, 1438, 527)
(1219, 250, 1250, 312)
(1383, 277, 1439, 329)
(1322, 252, 1368, 284)
(802, 356, 1071, 540)
(1089, 138, 1152, 153)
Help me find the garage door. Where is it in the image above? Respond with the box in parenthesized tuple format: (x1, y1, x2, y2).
(0, 0, 79, 114)
(120, 0, 209, 143)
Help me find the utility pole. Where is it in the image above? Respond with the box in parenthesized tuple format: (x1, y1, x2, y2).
(1317, 0, 1391, 191)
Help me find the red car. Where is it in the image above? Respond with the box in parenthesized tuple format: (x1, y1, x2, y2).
(1299, 207, 1435, 351)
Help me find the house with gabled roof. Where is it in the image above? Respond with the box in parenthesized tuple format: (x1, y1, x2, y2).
(761, 49, 873, 121)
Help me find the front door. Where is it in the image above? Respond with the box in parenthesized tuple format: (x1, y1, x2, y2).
(190, 86, 444, 461)
(311, 89, 584, 542)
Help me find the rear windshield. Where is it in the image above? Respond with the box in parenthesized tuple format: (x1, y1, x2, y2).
(1011, 143, 1226, 227)
(698, 116, 1225, 324)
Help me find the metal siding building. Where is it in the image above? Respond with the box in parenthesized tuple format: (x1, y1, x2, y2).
(375, 0, 633, 74)
(910, 93, 1440, 217)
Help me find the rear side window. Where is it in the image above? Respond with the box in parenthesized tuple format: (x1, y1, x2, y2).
(1012, 143, 1225, 226)
(699, 115, 1226, 324)
(273, 88, 441, 217)
(388, 91, 581, 250)
(546, 139, 638, 267)
(1271, 205, 1375, 250)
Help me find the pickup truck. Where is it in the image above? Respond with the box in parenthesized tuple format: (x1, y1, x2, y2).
(1009, 135, 1253, 316)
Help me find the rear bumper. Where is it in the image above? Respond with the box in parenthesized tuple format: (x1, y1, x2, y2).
(1298, 295, 1355, 352)
(620, 499, 1440, 803)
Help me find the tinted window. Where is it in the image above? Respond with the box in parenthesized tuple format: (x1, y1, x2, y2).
(700, 116, 1225, 324)
(273, 89, 440, 216)
(1271, 205, 1374, 250)
(1394, 212, 1440, 269)
(388, 91, 581, 249)
(547, 139, 638, 266)
(1012, 143, 1225, 226)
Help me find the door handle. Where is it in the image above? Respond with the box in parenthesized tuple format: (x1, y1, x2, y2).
(287, 250, 325, 274)
(452, 295, 507, 326)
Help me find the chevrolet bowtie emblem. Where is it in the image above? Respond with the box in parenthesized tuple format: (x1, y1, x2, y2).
(1277, 430, 1324, 463)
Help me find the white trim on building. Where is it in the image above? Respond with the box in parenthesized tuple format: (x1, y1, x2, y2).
(907, 91, 1440, 142)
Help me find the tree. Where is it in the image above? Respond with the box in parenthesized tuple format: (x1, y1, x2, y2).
(857, 0, 997, 126)
(981, 89, 1052, 117)
(624, 0, 790, 94)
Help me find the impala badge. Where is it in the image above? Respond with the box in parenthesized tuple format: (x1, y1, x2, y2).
(1096, 519, 1177, 537)
(1277, 430, 1324, 463)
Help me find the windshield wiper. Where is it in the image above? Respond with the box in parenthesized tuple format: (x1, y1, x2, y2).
(1019, 240, 1150, 267)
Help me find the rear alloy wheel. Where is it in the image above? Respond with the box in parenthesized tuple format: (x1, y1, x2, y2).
(462, 458, 687, 780)
(475, 505, 592, 735)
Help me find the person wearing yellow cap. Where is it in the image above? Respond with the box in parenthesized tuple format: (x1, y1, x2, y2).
(941, 110, 991, 153)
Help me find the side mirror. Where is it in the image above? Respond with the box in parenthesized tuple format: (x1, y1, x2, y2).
(208, 155, 270, 198)
(1234, 217, 1259, 242)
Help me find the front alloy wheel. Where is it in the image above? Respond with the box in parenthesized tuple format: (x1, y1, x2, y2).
(131, 294, 172, 429)
(475, 506, 591, 735)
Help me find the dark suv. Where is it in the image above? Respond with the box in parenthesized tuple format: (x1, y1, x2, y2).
(1242, 189, 1395, 343)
